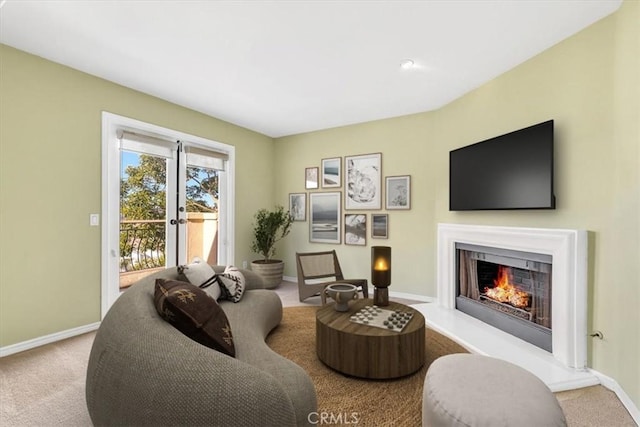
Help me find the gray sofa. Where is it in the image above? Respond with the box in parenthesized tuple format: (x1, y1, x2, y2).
(86, 266, 317, 426)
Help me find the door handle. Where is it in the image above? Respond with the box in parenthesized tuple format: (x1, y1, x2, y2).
(170, 219, 187, 225)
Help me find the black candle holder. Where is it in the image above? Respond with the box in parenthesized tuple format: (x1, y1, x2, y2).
(371, 246, 391, 306)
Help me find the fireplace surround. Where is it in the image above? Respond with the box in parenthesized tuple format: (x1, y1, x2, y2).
(436, 223, 588, 370)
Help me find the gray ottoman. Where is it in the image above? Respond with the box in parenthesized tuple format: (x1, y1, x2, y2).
(422, 354, 566, 427)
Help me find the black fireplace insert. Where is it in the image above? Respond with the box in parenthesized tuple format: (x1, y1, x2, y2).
(455, 243, 552, 352)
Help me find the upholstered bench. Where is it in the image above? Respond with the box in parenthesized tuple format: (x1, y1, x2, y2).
(422, 354, 566, 427)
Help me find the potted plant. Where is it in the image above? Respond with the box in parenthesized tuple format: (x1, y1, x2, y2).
(250, 205, 294, 288)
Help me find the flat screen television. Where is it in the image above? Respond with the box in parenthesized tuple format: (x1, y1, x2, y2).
(449, 120, 555, 211)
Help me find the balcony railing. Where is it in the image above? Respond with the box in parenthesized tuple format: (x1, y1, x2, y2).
(118, 214, 218, 290)
(120, 220, 166, 272)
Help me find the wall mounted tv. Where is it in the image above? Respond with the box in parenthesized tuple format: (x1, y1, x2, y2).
(449, 120, 556, 211)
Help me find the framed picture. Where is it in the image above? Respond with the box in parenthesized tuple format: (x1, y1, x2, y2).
(345, 152, 382, 210)
(305, 167, 319, 189)
(371, 214, 388, 239)
(309, 192, 341, 244)
(321, 157, 341, 188)
(385, 175, 411, 210)
(289, 192, 306, 221)
(344, 214, 366, 246)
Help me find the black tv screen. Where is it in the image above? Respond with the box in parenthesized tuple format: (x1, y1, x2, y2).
(449, 120, 555, 211)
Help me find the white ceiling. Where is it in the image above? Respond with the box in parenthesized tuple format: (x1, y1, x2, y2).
(0, 0, 622, 138)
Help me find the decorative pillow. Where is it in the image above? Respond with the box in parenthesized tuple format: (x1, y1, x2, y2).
(154, 278, 235, 357)
(178, 257, 221, 300)
(217, 265, 246, 303)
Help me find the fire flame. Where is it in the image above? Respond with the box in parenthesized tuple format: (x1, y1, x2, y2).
(484, 266, 529, 308)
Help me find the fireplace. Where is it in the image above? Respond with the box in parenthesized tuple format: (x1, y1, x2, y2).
(436, 223, 588, 370)
(456, 243, 553, 352)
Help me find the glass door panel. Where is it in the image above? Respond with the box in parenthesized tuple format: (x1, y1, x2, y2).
(181, 163, 220, 265)
(119, 150, 177, 290)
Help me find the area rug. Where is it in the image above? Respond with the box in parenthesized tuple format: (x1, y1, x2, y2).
(265, 306, 468, 426)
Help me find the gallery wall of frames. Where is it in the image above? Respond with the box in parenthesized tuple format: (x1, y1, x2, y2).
(290, 153, 410, 246)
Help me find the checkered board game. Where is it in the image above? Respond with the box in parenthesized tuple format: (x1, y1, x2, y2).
(349, 305, 414, 332)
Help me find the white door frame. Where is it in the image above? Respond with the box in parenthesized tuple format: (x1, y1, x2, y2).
(101, 112, 235, 318)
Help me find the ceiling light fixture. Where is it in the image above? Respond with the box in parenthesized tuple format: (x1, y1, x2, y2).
(400, 59, 415, 70)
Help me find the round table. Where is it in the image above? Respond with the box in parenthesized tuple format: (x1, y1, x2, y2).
(316, 298, 425, 379)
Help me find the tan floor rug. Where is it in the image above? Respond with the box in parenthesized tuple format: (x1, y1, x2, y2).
(266, 306, 468, 426)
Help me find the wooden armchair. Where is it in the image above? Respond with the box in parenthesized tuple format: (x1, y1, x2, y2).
(295, 250, 369, 303)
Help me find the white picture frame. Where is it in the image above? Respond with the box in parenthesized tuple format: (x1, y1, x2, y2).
(289, 192, 306, 221)
(305, 167, 319, 189)
(385, 175, 411, 210)
(321, 157, 341, 188)
(345, 152, 382, 210)
(371, 214, 388, 239)
(344, 214, 366, 246)
(309, 192, 341, 244)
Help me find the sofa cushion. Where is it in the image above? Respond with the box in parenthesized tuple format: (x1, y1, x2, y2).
(217, 265, 246, 303)
(179, 257, 221, 300)
(154, 278, 235, 356)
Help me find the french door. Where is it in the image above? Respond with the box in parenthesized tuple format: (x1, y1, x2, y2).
(102, 113, 235, 317)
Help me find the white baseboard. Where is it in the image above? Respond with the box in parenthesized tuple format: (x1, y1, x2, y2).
(0, 322, 100, 358)
(389, 289, 434, 303)
(589, 368, 640, 425)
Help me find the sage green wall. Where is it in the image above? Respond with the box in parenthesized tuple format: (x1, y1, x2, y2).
(275, 0, 639, 407)
(0, 44, 274, 347)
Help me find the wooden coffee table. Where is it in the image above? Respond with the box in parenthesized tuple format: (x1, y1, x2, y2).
(316, 298, 425, 379)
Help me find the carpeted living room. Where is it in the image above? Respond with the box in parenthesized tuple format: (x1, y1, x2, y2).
(0, 281, 635, 426)
(274, 295, 634, 426)
(1, 1, 638, 426)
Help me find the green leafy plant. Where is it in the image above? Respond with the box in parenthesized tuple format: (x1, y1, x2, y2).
(251, 205, 293, 262)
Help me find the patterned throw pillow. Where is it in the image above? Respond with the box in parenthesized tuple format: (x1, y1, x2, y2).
(178, 257, 221, 300)
(154, 278, 235, 357)
(217, 266, 246, 303)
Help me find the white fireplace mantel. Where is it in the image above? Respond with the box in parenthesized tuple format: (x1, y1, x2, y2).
(436, 223, 588, 369)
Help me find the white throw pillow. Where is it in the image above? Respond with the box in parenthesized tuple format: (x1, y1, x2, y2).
(179, 257, 221, 300)
(217, 266, 246, 303)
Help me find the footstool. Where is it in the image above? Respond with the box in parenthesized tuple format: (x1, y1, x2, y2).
(422, 354, 566, 427)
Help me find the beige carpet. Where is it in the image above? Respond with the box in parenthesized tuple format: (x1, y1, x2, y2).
(0, 305, 636, 426)
(0, 332, 94, 426)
